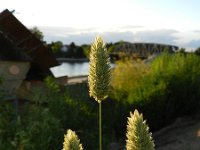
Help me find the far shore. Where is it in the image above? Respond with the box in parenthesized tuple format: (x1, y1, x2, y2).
(56, 57, 116, 63)
(56, 58, 89, 63)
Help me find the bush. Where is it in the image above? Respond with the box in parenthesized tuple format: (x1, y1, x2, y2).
(111, 53, 200, 130)
(0, 77, 99, 150)
(111, 59, 149, 102)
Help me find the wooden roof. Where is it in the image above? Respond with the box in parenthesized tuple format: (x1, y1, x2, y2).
(0, 9, 58, 69)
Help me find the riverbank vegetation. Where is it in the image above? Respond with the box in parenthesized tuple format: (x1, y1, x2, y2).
(111, 52, 200, 130)
(1, 52, 200, 149)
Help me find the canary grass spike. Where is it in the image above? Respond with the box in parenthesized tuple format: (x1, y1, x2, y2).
(88, 36, 111, 103)
(63, 129, 83, 150)
(126, 109, 155, 150)
(88, 36, 111, 150)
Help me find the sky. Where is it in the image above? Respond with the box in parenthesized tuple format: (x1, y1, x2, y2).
(1, 0, 200, 50)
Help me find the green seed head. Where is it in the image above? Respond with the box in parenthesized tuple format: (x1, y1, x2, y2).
(63, 129, 83, 150)
(126, 110, 155, 150)
(88, 36, 111, 103)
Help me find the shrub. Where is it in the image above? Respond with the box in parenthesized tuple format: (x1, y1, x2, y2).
(111, 59, 149, 102)
(111, 52, 200, 130)
(0, 77, 98, 150)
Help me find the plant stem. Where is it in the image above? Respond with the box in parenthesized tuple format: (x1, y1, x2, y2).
(99, 101, 102, 150)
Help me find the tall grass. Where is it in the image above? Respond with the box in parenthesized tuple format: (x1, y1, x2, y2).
(88, 36, 111, 150)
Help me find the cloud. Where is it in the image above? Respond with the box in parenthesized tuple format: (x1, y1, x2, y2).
(186, 40, 200, 50)
(134, 29, 178, 45)
(119, 25, 145, 31)
(39, 26, 200, 50)
(173, 30, 200, 50)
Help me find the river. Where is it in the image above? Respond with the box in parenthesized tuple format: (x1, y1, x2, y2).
(50, 62, 115, 77)
(50, 62, 89, 77)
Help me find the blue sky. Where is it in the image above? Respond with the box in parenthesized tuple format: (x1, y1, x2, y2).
(1, 0, 200, 50)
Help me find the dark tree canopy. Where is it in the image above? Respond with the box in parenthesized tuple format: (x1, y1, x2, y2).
(30, 27, 44, 41)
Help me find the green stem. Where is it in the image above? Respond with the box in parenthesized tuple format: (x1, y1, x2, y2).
(99, 102, 102, 150)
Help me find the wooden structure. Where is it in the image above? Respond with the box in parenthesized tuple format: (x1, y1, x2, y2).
(0, 9, 59, 101)
(0, 61, 30, 98)
(0, 9, 58, 80)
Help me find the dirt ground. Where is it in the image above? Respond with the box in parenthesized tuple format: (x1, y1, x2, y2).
(153, 113, 200, 150)
(107, 113, 200, 150)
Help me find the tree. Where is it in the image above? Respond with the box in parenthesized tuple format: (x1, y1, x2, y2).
(195, 47, 200, 55)
(81, 44, 91, 58)
(50, 41, 63, 54)
(178, 48, 186, 54)
(74, 46, 84, 58)
(66, 42, 76, 58)
(107, 43, 115, 53)
(30, 26, 44, 41)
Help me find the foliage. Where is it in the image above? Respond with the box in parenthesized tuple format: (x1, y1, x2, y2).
(44, 76, 60, 92)
(81, 44, 91, 58)
(30, 26, 44, 41)
(111, 52, 200, 130)
(107, 42, 115, 53)
(50, 41, 63, 54)
(0, 77, 98, 150)
(65, 42, 85, 58)
(0, 103, 17, 150)
(195, 47, 200, 55)
(2, 49, 200, 149)
(63, 129, 83, 150)
(126, 110, 155, 150)
(111, 59, 149, 101)
(44, 79, 98, 150)
(178, 48, 186, 54)
(21, 106, 61, 150)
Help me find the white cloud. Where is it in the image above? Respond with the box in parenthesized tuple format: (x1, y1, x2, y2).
(173, 31, 200, 49)
(39, 26, 200, 50)
(2, 0, 200, 50)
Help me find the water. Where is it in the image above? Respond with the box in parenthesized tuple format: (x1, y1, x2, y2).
(50, 62, 89, 77)
(50, 62, 115, 77)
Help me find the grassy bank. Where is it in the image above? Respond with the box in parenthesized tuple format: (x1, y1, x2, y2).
(1, 52, 200, 149)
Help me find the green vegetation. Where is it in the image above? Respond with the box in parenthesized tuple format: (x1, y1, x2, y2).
(88, 36, 111, 102)
(30, 26, 44, 41)
(126, 110, 155, 150)
(111, 52, 200, 130)
(63, 129, 83, 150)
(88, 36, 111, 150)
(0, 80, 98, 150)
(1, 40, 200, 149)
(67, 37, 155, 150)
(111, 59, 149, 100)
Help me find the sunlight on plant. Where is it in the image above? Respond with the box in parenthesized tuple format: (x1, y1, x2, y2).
(126, 109, 155, 150)
(112, 59, 149, 93)
(88, 36, 111, 150)
(63, 129, 83, 150)
(88, 36, 111, 102)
